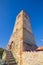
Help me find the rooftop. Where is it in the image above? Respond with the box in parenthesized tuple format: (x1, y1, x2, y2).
(36, 46, 43, 51)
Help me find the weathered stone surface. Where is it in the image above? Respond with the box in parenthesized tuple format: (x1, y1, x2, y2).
(2, 10, 43, 65)
(22, 51, 43, 65)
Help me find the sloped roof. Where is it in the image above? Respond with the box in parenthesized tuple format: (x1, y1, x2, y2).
(36, 46, 43, 51)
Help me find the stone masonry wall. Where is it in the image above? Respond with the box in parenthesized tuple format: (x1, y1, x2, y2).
(22, 51, 43, 65)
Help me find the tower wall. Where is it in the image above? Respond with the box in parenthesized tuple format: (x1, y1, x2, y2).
(8, 12, 24, 65)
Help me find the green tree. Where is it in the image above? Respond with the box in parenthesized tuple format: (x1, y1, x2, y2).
(0, 48, 4, 59)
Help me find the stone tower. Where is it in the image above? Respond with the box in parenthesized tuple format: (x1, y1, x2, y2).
(6, 10, 37, 51)
(2, 10, 43, 65)
(5, 10, 37, 65)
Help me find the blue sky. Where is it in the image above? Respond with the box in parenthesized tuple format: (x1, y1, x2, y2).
(0, 0, 43, 48)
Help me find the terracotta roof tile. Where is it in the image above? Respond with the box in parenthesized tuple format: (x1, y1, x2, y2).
(36, 46, 43, 51)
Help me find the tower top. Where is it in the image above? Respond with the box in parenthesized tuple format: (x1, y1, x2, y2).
(18, 10, 25, 14)
(20, 10, 24, 13)
(16, 10, 29, 19)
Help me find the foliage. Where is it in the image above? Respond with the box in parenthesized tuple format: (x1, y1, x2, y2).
(0, 48, 4, 59)
(0, 59, 5, 65)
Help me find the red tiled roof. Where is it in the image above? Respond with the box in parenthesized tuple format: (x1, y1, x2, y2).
(36, 46, 43, 51)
